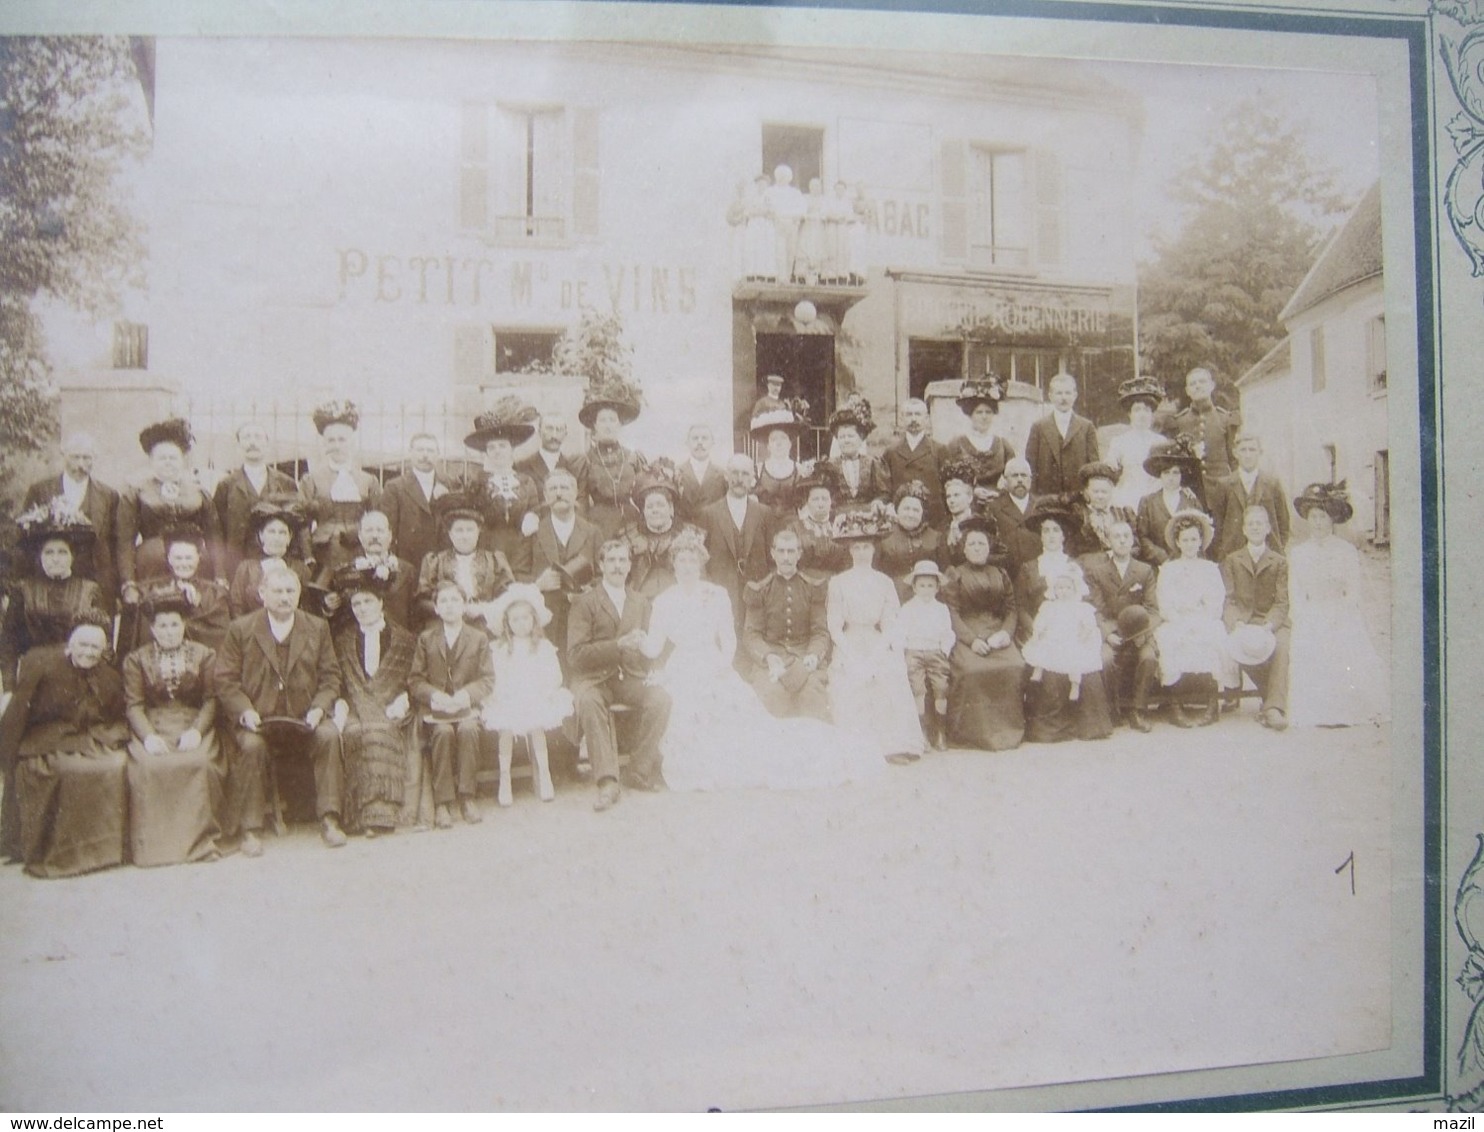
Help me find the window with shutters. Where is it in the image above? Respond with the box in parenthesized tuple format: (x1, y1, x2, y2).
(459, 103, 600, 244)
(968, 147, 1029, 269)
(941, 141, 1062, 271)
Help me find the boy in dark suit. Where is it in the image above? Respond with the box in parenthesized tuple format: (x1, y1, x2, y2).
(1024, 372, 1100, 497)
(1221, 505, 1291, 731)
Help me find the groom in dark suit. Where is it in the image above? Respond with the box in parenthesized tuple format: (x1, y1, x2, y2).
(567, 538, 672, 811)
(697, 454, 774, 638)
(1024, 372, 1100, 497)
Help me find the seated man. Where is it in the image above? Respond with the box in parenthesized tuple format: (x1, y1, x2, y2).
(213, 562, 346, 855)
(530, 468, 598, 673)
(742, 527, 830, 722)
(1082, 520, 1160, 731)
(1220, 505, 1291, 731)
(566, 538, 672, 812)
(409, 581, 495, 829)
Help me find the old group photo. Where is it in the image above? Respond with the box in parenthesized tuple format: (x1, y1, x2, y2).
(0, 22, 1415, 1113)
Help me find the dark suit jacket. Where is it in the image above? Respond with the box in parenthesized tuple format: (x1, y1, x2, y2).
(380, 471, 449, 580)
(566, 585, 654, 688)
(1023, 412, 1100, 497)
(531, 514, 599, 595)
(1212, 470, 1290, 559)
(1082, 554, 1160, 643)
(213, 609, 341, 724)
(823, 454, 890, 510)
(213, 465, 298, 576)
(516, 450, 588, 511)
(676, 461, 728, 524)
(698, 496, 774, 625)
(410, 622, 495, 709)
(984, 492, 1043, 575)
(23, 474, 120, 606)
(883, 435, 951, 525)
(1221, 547, 1290, 632)
(1134, 487, 1205, 566)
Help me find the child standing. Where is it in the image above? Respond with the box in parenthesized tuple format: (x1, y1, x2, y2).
(1023, 568, 1103, 701)
(895, 560, 956, 751)
(481, 583, 572, 805)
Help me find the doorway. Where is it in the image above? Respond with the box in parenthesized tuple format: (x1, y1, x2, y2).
(756, 333, 834, 460)
(762, 124, 825, 190)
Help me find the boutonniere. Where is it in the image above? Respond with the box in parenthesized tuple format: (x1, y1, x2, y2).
(1129, 583, 1143, 594)
(431, 483, 449, 501)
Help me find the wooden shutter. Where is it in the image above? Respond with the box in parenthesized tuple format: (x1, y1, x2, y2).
(454, 324, 492, 386)
(459, 102, 489, 231)
(939, 138, 967, 262)
(1034, 149, 1063, 268)
(571, 107, 600, 239)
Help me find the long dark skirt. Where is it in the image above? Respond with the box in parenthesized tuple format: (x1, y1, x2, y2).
(1024, 669, 1114, 743)
(342, 718, 411, 831)
(947, 642, 1027, 752)
(126, 705, 225, 866)
(16, 743, 128, 878)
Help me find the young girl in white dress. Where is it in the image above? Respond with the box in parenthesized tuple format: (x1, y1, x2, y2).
(481, 584, 572, 805)
(1022, 568, 1102, 701)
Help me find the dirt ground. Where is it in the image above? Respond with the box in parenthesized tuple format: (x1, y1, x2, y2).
(0, 553, 1398, 1113)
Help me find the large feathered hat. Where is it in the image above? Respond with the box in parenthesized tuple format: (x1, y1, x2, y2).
(248, 495, 308, 536)
(159, 522, 208, 556)
(794, 460, 846, 505)
(311, 398, 360, 434)
(827, 402, 874, 437)
(1293, 481, 1354, 525)
(956, 372, 1007, 415)
(1022, 496, 1079, 536)
(139, 417, 194, 455)
(829, 506, 894, 541)
(577, 375, 644, 430)
(1078, 461, 1121, 488)
(941, 456, 992, 491)
(749, 398, 810, 440)
(1143, 434, 1203, 481)
(631, 458, 681, 509)
(433, 489, 486, 530)
(465, 396, 539, 450)
(1117, 375, 1166, 410)
(331, 559, 394, 596)
(139, 582, 195, 621)
(15, 499, 97, 555)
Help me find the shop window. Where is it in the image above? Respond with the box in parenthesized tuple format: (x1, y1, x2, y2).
(459, 103, 600, 243)
(1367, 314, 1387, 393)
(908, 338, 965, 400)
(112, 321, 148, 369)
(762, 124, 824, 192)
(495, 329, 561, 375)
(968, 344, 1072, 391)
(1310, 326, 1327, 392)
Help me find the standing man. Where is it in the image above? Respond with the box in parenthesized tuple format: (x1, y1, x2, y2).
(1221, 506, 1291, 732)
(984, 457, 1041, 575)
(213, 422, 298, 582)
(1024, 372, 1100, 497)
(214, 563, 346, 855)
(23, 432, 119, 614)
(676, 424, 727, 524)
(698, 454, 775, 637)
(883, 399, 951, 527)
(567, 539, 672, 812)
(1082, 520, 1160, 731)
(1169, 367, 1241, 508)
(742, 527, 831, 721)
(531, 468, 599, 672)
(516, 414, 586, 506)
(1211, 431, 1290, 559)
(381, 432, 450, 578)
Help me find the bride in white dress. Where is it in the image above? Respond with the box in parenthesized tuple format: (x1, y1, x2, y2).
(642, 532, 885, 791)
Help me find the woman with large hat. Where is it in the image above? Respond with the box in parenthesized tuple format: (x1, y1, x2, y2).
(786, 461, 851, 578)
(1068, 460, 1138, 559)
(465, 396, 542, 578)
(415, 490, 517, 629)
(750, 399, 808, 513)
(946, 373, 1016, 491)
(942, 513, 1026, 752)
(1135, 435, 1207, 566)
(1286, 482, 1387, 727)
(1105, 375, 1168, 510)
(578, 377, 648, 540)
(117, 416, 226, 606)
(825, 507, 924, 763)
(1151, 508, 1232, 727)
(130, 525, 232, 654)
(228, 495, 312, 618)
(624, 459, 704, 600)
(821, 403, 890, 514)
(940, 457, 988, 567)
(298, 399, 382, 580)
(1, 502, 109, 693)
(122, 587, 226, 866)
(876, 480, 945, 602)
(328, 560, 418, 837)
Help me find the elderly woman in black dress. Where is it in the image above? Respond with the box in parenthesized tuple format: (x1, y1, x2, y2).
(1, 504, 108, 693)
(299, 399, 382, 581)
(228, 496, 312, 618)
(625, 460, 703, 600)
(117, 417, 225, 604)
(942, 514, 1025, 751)
(876, 480, 944, 602)
(787, 463, 851, 579)
(0, 615, 130, 877)
(465, 398, 542, 580)
(123, 591, 225, 865)
(578, 379, 648, 540)
(129, 526, 232, 653)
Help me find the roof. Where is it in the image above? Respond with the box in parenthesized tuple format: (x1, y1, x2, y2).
(1237, 336, 1291, 389)
(1280, 182, 1382, 323)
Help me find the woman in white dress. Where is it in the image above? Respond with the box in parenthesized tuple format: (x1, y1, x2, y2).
(825, 512, 926, 764)
(1105, 375, 1167, 510)
(1287, 482, 1388, 727)
(1152, 509, 1232, 727)
(642, 531, 883, 791)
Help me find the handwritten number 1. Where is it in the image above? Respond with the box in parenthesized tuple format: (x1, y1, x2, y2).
(1335, 851, 1356, 895)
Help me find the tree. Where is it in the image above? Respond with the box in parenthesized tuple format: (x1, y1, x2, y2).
(1138, 99, 1351, 393)
(0, 37, 148, 522)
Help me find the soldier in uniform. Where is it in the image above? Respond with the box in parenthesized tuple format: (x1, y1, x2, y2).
(1167, 367, 1241, 509)
(742, 527, 831, 721)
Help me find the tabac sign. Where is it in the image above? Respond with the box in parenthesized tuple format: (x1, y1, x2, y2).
(899, 278, 1119, 344)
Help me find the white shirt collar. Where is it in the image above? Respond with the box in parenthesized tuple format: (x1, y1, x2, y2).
(905, 433, 925, 450)
(1247, 543, 1267, 562)
(242, 463, 268, 491)
(602, 581, 627, 610)
(540, 449, 560, 470)
(727, 495, 748, 525)
(1012, 493, 1030, 512)
(60, 473, 87, 503)
(689, 458, 711, 480)
(412, 467, 436, 495)
(360, 619, 387, 637)
(1240, 468, 1259, 491)
(550, 512, 576, 540)
(267, 613, 296, 642)
(442, 622, 464, 647)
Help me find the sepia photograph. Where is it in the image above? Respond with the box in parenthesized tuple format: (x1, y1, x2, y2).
(0, 0, 1448, 1113)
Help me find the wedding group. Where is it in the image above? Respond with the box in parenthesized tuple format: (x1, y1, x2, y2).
(0, 361, 1388, 877)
